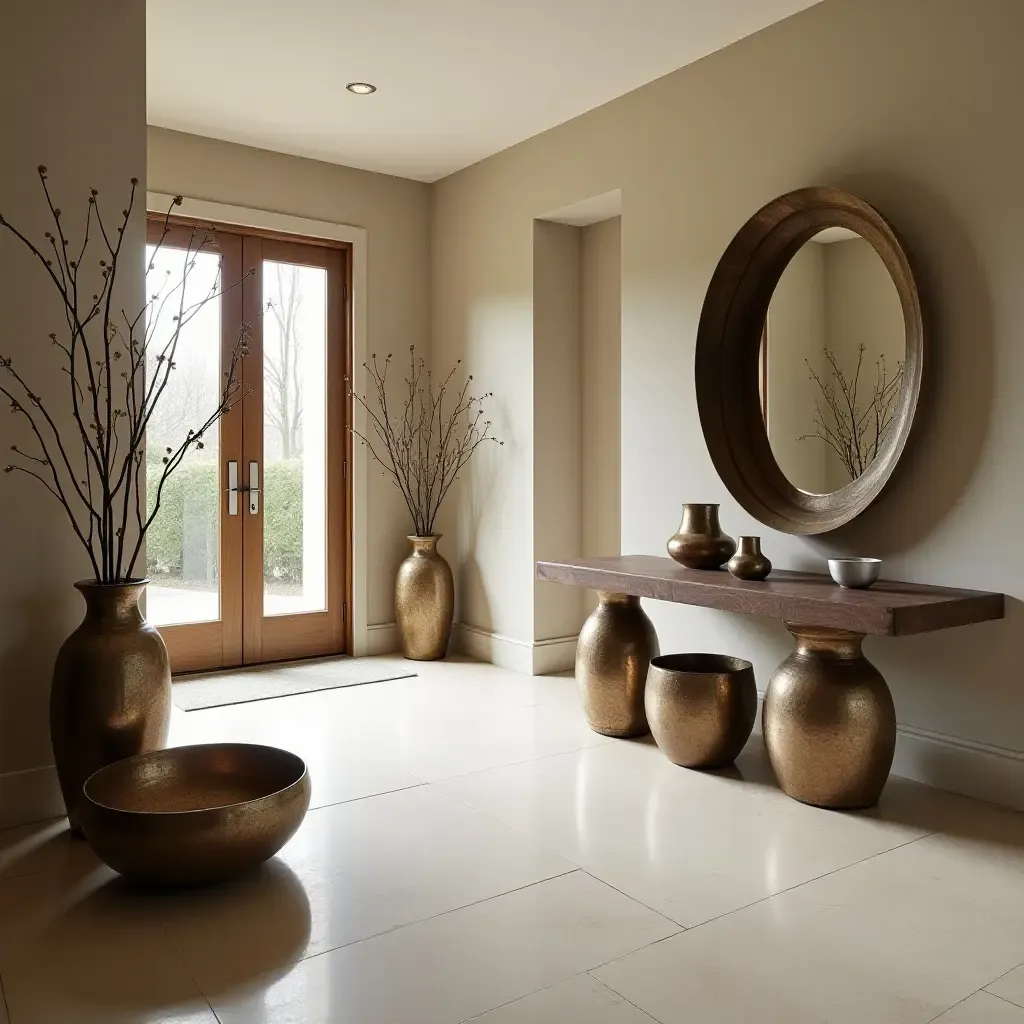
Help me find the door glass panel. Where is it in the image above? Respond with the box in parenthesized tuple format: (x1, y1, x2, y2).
(262, 260, 328, 616)
(144, 245, 223, 626)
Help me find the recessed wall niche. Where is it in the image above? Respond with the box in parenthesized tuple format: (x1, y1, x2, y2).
(533, 190, 621, 635)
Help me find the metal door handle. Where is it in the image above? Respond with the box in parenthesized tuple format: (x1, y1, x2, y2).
(227, 461, 239, 516)
(248, 461, 260, 515)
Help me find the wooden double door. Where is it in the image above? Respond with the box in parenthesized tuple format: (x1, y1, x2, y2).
(145, 219, 350, 673)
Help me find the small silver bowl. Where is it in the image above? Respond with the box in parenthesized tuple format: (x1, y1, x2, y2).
(828, 557, 882, 589)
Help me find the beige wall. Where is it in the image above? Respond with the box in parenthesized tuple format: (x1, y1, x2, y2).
(581, 218, 622, 614)
(432, 0, 1024, 784)
(0, 2, 146, 799)
(147, 128, 432, 628)
(533, 221, 585, 641)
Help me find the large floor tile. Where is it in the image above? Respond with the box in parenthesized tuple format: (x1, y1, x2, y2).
(465, 974, 657, 1023)
(0, 865, 216, 1023)
(988, 965, 1024, 1009)
(170, 688, 427, 810)
(440, 734, 972, 926)
(934, 993, 1024, 1023)
(212, 871, 679, 1024)
(594, 822, 1024, 1024)
(0, 817, 98, 882)
(156, 785, 577, 994)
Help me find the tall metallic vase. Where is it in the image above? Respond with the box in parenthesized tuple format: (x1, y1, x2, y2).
(395, 535, 455, 661)
(576, 592, 659, 737)
(50, 580, 171, 834)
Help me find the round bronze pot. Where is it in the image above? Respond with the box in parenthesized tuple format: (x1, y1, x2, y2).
(576, 593, 659, 738)
(646, 654, 757, 768)
(395, 535, 454, 661)
(51, 580, 171, 834)
(667, 503, 736, 570)
(763, 625, 896, 809)
(727, 536, 772, 581)
(80, 743, 311, 886)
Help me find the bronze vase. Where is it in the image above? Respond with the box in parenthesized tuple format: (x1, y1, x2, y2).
(395, 535, 454, 661)
(50, 580, 171, 834)
(727, 536, 772, 581)
(575, 592, 659, 738)
(667, 503, 736, 569)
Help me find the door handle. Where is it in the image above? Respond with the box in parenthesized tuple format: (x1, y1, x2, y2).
(248, 461, 260, 515)
(227, 461, 239, 516)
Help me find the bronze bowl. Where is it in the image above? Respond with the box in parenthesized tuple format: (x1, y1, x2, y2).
(80, 743, 311, 886)
(646, 654, 757, 769)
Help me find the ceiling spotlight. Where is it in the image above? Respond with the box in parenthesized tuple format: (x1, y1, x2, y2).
(346, 82, 377, 95)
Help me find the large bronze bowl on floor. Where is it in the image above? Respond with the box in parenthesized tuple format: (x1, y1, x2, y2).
(80, 743, 311, 886)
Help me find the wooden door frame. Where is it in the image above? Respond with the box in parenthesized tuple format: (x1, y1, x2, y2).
(144, 211, 354, 667)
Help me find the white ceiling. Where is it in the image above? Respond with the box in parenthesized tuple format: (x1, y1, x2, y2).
(147, 0, 820, 183)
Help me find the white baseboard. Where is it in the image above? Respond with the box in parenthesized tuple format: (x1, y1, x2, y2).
(891, 724, 1024, 813)
(365, 622, 401, 657)
(0, 765, 65, 830)
(454, 623, 578, 676)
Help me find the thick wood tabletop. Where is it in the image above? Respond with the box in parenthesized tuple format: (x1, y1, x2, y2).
(537, 555, 1004, 637)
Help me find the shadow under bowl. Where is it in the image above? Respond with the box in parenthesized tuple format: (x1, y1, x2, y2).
(80, 743, 311, 886)
(828, 557, 882, 589)
(646, 653, 757, 769)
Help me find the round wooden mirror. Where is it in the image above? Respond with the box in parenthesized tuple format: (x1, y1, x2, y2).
(695, 187, 925, 535)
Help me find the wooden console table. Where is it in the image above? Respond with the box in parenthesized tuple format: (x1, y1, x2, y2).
(537, 555, 1005, 809)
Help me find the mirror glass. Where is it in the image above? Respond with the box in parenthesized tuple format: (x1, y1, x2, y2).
(760, 228, 906, 495)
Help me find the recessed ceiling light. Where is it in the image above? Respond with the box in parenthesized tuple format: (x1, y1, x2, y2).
(346, 82, 377, 95)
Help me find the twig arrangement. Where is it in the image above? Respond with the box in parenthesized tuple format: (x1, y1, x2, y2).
(800, 344, 903, 480)
(0, 167, 250, 583)
(347, 347, 502, 536)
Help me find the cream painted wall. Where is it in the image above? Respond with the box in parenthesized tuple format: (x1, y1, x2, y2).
(147, 128, 431, 627)
(0, 3, 146, 796)
(431, 0, 1024, 780)
(533, 221, 584, 641)
(581, 218, 622, 614)
(766, 242, 828, 494)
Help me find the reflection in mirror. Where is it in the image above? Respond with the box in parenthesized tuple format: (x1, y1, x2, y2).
(761, 228, 905, 495)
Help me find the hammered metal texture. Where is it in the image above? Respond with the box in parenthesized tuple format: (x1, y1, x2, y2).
(575, 593, 659, 737)
(50, 580, 171, 834)
(667, 503, 737, 569)
(395, 535, 455, 661)
(763, 623, 896, 809)
(80, 743, 311, 886)
(646, 654, 757, 768)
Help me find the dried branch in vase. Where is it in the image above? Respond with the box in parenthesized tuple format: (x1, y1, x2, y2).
(347, 347, 503, 536)
(0, 167, 251, 583)
(799, 344, 904, 480)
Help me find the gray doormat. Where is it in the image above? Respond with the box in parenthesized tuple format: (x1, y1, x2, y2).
(173, 657, 416, 711)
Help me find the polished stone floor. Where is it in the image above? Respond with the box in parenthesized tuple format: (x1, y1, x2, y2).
(1, 655, 1023, 1023)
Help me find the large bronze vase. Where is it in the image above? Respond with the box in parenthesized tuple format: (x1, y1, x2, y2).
(50, 580, 171, 834)
(395, 535, 454, 661)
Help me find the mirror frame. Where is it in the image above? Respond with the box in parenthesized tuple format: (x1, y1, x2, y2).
(695, 187, 925, 535)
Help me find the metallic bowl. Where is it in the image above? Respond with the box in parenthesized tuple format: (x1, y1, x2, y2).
(828, 557, 882, 589)
(80, 743, 311, 886)
(645, 653, 757, 768)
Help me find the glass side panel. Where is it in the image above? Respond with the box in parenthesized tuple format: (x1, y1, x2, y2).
(144, 245, 222, 626)
(262, 260, 328, 616)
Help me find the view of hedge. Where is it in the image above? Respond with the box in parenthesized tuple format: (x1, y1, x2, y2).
(145, 459, 304, 585)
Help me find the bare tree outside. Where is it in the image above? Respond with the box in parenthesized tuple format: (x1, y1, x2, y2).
(265, 262, 303, 460)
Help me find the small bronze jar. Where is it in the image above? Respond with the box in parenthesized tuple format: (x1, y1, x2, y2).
(646, 654, 757, 769)
(667, 503, 736, 570)
(727, 536, 772, 581)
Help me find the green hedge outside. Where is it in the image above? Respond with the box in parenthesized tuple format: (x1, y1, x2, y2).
(145, 459, 304, 585)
